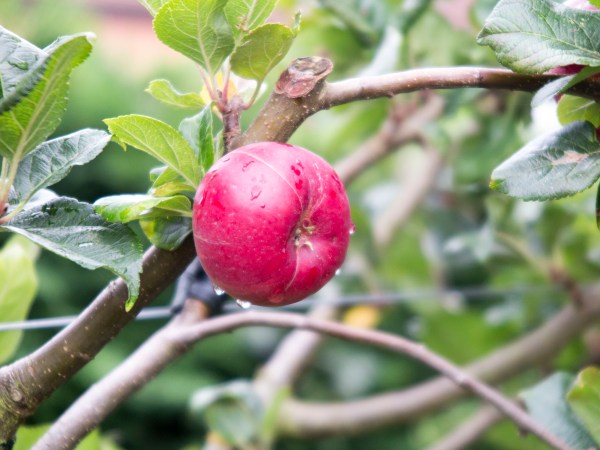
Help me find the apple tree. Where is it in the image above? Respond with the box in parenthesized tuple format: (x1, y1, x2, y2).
(1, 0, 600, 449)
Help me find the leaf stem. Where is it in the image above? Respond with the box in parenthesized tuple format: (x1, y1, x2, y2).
(244, 78, 264, 110)
(0, 156, 20, 220)
(199, 66, 223, 112)
(0, 158, 9, 215)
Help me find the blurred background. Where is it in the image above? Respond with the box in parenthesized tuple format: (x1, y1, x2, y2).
(2, 0, 598, 449)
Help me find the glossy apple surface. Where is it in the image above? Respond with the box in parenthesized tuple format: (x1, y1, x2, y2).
(192, 142, 353, 307)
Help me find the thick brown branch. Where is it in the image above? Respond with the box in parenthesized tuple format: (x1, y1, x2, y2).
(32, 300, 210, 450)
(235, 65, 600, 148)
(0, 237, 196, 440)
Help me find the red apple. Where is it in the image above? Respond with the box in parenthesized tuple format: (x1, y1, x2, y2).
(192, 142, 353, 307)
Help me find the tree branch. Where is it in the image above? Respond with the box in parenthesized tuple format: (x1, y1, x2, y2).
(278, 283, 600, 438)
(43, 307, 579, 450)
(234, 65, 600, 147)
(426, 404, 504, 450)
(32, 300, 210, 450)
(0, 237, 197, 441)
(162, 311, 574, 450)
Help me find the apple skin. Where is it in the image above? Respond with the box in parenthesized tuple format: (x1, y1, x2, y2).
(192, 142, 353, 307)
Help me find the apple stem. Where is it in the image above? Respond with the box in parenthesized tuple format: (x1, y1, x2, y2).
(222, 95, 245, 152)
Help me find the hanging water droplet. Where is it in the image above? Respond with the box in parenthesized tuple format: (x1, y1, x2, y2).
(349, 224, 356, 235)
(335, 268, 342, 276)
(236, 299, 252, 309)
(213, 285, 225, 295)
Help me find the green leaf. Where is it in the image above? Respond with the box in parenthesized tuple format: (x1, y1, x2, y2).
(230, 23, 296, 82)
(104, 114, 202, 187)
(531, 76, 577, 108)
(137, 0, 168, 16)
(14, 425, 121, 450)
(179, 105, 215, 172)
(140, 215, 191, 250)
(2, 197, 143, 309)
(490, 121, 600, 200)
(94, 194, 191, 223)
(13, 129, 110, 204)
(477, 0, 600, 73)
(520, 372, 597, 449)
(149, 166, 195, 197)
(153, 0, 234, 75)
(0, 26, 45, 98)
(0, 236, 38, 364)
(146, 79, 205, 109)
(568, 367, 600, 443)
(557, 95, 600, 128)
(224, 0, 278, 40)
(190, 380, 263, 448)
(0, 33, 93, 160)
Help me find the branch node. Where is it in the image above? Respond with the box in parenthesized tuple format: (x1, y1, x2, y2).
(275, 57, 333, 98)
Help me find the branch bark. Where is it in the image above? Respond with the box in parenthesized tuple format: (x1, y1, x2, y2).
(233, 66, 600, 148)
(0, 236, 197, 442)
(42, 308, 582, 450)
(32, 300, 210, 450)
(142, 311, 576, 450)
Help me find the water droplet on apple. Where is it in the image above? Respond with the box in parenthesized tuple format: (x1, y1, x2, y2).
(335, 268, 342, 276)
(250, 186, 262, 200)
(349, 224, 356, 235)
(213, 285, 225, 295)
(236, 299, 252, 309)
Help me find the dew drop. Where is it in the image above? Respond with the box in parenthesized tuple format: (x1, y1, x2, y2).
(335, 268, 342, 276)
(213, 285, 225, 296)
(78, 242, 93, 248)
(250, 185, 262, 200)
(349, 224, 356, 235)
(236, 299, 252, 309)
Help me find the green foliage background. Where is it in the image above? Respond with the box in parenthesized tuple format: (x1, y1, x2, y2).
(1, 0, 599, 449)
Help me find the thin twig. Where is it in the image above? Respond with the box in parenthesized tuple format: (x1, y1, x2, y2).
(426, 404, 504, 450)
(373, 142, 444, 246)
(278, 283, 600, 438)
(40, 309, 577, 450)
(177, 312, 572, 450)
